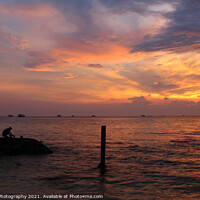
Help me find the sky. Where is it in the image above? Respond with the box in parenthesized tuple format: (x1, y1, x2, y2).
(0, 0, 200, 116)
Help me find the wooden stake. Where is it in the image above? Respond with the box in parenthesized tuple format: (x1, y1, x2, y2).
(100, 125, 106, 169)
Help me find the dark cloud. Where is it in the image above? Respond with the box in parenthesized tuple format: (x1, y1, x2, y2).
(128, 96, 151, 104)
(122, 96, 152, 115)
(0, 0, 96, 38)
(0, 29, 24, 51)
(164, 100, 196, 115)
(24, 51, 57, 70)
(1, 0, 170, 16)
(120, 69, 179, 93)
(49, 0, 93, 31)
(168, 86, 200, 95)
(122, 98, 199, 116)
(87, 63, 104, 68)
(99, 0, 170, 15)
(170, 100, 195, 107)
(133, 0, 200, 53)
(2, 0, 199, 55)
(0, 0, 183, 54)
(151, 81, 177, 91)
(186, 74, 200, 81)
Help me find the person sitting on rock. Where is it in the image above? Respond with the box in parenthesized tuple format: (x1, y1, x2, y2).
(2, 127, 15, 138)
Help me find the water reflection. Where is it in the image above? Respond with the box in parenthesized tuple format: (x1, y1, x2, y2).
(1, 117, 200, 199)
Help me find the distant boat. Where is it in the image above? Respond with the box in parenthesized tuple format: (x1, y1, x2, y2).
(92, 115, 96, 117)
(57, 115, 61, 117)
(18, 114, 25, 117)
(141, 115, 146, 117)
(72, 115, 75, 117)
(8, 115, 13, 117)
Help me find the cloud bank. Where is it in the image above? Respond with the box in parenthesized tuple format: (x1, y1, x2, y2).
(0, 0, 200, 115)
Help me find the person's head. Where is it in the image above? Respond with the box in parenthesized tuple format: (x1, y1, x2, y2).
(9, 127, 12, 130)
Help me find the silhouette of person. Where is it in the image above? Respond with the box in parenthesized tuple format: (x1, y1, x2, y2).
(2, 127, 15, 138)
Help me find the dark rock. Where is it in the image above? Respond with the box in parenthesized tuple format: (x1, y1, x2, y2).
(0, 138, 52, 156)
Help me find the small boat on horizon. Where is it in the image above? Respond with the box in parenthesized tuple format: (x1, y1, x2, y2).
(17, 114, 25, 117)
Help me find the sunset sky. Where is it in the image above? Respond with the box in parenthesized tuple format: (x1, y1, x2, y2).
(0, 0, 200, 116)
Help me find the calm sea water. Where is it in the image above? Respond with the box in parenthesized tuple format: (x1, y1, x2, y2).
(1, 116, 200, 200)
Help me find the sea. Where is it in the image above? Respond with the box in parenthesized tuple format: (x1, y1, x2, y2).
(1, 116, 200, 200)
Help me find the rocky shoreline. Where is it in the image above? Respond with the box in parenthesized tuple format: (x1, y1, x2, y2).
(0, 138, 52, 155)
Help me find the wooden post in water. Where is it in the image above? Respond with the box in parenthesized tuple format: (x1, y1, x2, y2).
(100, 125, 106, 169)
